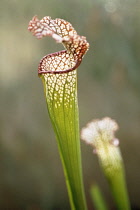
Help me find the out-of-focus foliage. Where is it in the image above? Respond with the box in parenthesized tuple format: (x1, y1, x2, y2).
(0, 0, 140, 209)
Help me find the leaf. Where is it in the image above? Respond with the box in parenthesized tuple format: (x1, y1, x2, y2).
(28, 16, 89, 210)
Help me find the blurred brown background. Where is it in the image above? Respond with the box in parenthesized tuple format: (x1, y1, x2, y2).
(0, 0, 140, 209)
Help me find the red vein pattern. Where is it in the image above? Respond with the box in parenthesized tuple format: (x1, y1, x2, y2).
(28, 16, 89, 74)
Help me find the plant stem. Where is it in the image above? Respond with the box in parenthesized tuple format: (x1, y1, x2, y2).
(102, 148, 131, 210)
(99, 146, 131, 210)
(90, 183, 109, 210)
(41, 70, 87, 210)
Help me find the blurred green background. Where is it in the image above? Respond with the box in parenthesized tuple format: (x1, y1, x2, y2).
(0, 0, 140, 209)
